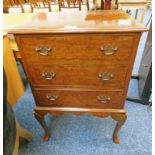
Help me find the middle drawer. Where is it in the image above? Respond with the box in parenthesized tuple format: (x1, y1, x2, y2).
(28, 64, 128, 89)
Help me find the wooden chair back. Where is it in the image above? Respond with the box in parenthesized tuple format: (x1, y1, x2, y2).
(117, 0, 148, 23)
(58, 0, 82, 11)
(81, 0, 89, 10)
(27, 0, 52, 12)
(3, 0, 25, 12)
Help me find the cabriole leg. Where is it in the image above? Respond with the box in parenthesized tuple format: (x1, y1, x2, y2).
(111, 113, 127, 144)
(34, 111, 50, 141)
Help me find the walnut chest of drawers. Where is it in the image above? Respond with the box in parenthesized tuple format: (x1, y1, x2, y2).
(10, 10, 147, 143)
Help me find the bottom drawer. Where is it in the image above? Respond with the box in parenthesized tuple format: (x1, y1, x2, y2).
(33, 89, 124, 109)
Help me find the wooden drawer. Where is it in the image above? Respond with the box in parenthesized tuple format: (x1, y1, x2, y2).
(17, 34, 134, 64)
(33, 88, 124, 108)
(28, 64, 127, 89)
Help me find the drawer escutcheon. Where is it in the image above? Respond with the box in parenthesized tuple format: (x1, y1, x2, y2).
(100, 45, 117, 55)
(98, 72, 113, 81)
(97, 96, 111, 103)
(35, 46, 52, 56)
(46, 95, 59, 101)
(41, 71, 56, 80)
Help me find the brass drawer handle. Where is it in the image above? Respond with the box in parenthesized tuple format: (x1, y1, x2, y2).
(35, 46, 52, 56)
(41, 71, 56, 80)
(46, 95, 59, 101)
(98, 72, 113, 81)
(100, 45, 117, 55)
(97, 96, 111, 103)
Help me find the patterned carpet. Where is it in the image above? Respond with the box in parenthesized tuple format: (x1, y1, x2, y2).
(13, 9, 152, 155)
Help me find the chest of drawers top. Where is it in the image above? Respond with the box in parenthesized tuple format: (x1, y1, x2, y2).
(9, 10, 147, 34)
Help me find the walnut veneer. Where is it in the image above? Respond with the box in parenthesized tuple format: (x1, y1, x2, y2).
(10, 10, 147, 143)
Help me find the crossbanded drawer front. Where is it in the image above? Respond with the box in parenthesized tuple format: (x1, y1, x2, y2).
(33, 89, 124, 108)
(18, 34, 134, 64)
(28, 64, 127, 89)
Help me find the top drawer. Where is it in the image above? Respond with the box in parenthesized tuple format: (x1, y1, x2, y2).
(17, 34, 135, 64)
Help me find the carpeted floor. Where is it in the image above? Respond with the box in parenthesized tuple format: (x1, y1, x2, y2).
(13, 9, 152, 155)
